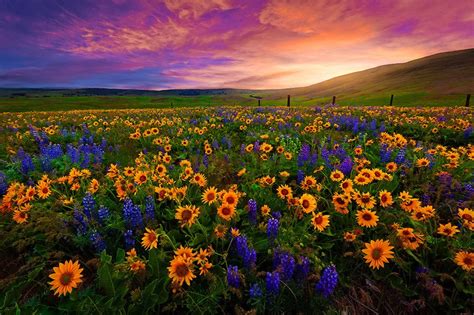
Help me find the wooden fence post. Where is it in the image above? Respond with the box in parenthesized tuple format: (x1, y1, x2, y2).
(287, 95, 290, 107)
(332, 96, 336, 105)
(258, 99, 261, 107)
(466, 94, 471, 107)
(389, 94, 394, 106)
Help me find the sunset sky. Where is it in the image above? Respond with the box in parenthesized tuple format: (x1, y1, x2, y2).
(0, 0, 472, 90)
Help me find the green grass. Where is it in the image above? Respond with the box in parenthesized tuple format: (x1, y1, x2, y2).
(0, 92, 469, 112)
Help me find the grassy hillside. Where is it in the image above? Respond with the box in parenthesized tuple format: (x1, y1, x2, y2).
(0, 49, 472, 111)
(260, 48, 473, 105)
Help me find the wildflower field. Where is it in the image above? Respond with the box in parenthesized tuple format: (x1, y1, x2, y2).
(0, 105, 473, 314)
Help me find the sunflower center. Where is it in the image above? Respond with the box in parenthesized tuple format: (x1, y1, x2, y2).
(148, 233, 156, 242)
(221, 207, 231, 216)
(371, 248, 382, 260)
(226, 196, 235, 204)
(59, 272, 73, 286)
(175, 264, 189, 277)
(281, 189, 288, 195)
(302, 200, 310, 208)
(462, 214, 472, 221)
(207, 193, 215, 200)
(381, 195, 387, 202)
(181, 210, 192, 221)
(315, 216, 323, 225)
(42, 188, 49, 194)
(463, 257, 473, 266)
(362, 213, 372, 221)
(140, 175, 146, 182)
(444, 228, 452, 234)
(361, 196, 370, 203)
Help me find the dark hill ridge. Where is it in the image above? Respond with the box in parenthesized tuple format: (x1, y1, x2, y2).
(1, 48, 472, 104)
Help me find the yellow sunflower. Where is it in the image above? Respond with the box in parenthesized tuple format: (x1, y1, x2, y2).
(175, 205, 200, 228)
(217, 203, 236, 221)
(49, 260, 83, 296)
(356, 209, 379, 228)
(311, 212, 330, 232)
(141, 228, 158, 250)
(454, 251, 474, 271)
(299, 193, 317, 213)
(222, 191, 239, 208)
(379, 190, 393, 207)
(330, 170, 344, 182)
(277, 185, 293, 200)
(437, 223, 459, 237)
(362, 239, 394, 269)
(202, 186, 218, 205)
(168, 255, 196, 286)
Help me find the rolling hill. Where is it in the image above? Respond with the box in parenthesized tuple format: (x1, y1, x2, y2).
(260, 48, 474, 103)
(0, 48, 472, 111)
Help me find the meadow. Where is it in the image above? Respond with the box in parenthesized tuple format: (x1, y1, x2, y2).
(0, 105, 473, 314)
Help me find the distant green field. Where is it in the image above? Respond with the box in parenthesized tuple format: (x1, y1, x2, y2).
(0, 92, 468, 112)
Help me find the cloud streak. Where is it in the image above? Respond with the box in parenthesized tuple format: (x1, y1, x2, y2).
(0, 0, 472, 89)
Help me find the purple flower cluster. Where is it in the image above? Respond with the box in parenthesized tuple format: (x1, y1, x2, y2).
(315, 265, 338, 298)
(97, 205, 110, 224)
(227, 265, 240, 288)
(266, 271, 280, 295)
(294, 256, 311, 282)
(82, 193, 96, 220)
(267, 218, 279, 241)
(273, 251, 295, 281)
(144, 195, 155, 222)
(235, 235, 256, 269)
(249, 283, 262, 298)
(247, 199, 257, 225)
(90, 230, 106, 252)
(122, 198, 143, 229)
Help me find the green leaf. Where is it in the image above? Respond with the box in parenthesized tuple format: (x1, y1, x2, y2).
(115, 248, 125, 263)
(98, 253, 115, 297)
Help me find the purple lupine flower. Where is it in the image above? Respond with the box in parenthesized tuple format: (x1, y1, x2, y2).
(90, 231, 106, 252)
(279, 253, 295, 280)
(20, 153, 35, 175)
(338, 156, 353, 176)
(123, 198, 144, 229)
(272, 211, 282, 220)
(249, 283, 262, 298)
(297, 144, 311, 167)
(243, 248, 257, 269)
(253, 141, 260, 152)
(379, 144, 392, 163)
(321, 146, 331, 168)
(227, 265, 240, 288)
(98, 205, 110, 224)
(267, 218, 279, 241)
(315, 265, 338, 298)
(124, 229, 135, 249)
(40, 156, 52, 173)
(248, 199, 257, 225)
(235, 235, 248, 258)
(294, 256, 310, 282)
(82, 193, 95, 220)
(297, 169, 305, 184)
(202, 154, 209, 168)
(266, 272, 280, 295)
(394, 148, 406, 165)
(144, 195, 155, 222)
(73, 207, 88, 235)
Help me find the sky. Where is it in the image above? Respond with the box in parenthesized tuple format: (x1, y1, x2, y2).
(0, 0, 473, 90)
